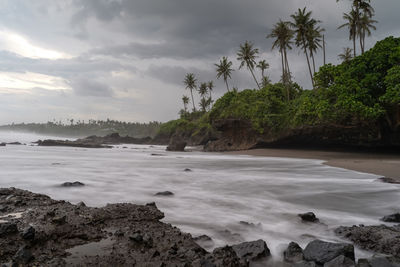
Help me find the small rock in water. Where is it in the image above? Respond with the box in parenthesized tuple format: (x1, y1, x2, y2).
(151, 153, 165, 156)
(154, 191, 174, 197)
(0, 222, 18, 237)
(382, 213, 400, 223)
(21, 226, 35, 240)
(378, 177, 400, 184)
(0, 143, 6, 146)
(61, 181, 85, 187)
(303, 239, 354, 265)
(194, 235, 214, 250)
(232, 239, 270, 262)
(184, 168, 192, 172)
(283, 242, 304, 263)
(324, 255, 355, 267)
(239, 221, 262, 230)
(298, 212, 319, 223)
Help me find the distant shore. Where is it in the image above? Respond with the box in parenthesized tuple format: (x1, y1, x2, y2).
(225, 148, 400, 181)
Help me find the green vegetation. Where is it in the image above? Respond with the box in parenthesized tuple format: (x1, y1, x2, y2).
(0, 120, 161, 138)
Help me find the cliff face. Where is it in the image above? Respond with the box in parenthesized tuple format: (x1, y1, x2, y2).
(203, 119, 399, 152)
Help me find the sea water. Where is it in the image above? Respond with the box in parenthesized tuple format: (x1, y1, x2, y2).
(0, 130, 399, 259)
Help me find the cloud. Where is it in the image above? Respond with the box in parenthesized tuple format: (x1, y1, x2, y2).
(70, 78, 114, 97)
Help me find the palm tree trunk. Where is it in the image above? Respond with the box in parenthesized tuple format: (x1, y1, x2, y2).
(280, 48, 285, 81)
(190, 89, 196, 112)
(249, 68, 261, 89)
(323, 35, 326, 65)
(353, 32, 357, 57)
(311, 50, 316, 75)
(284, 49, 291, 82)
(225, 79, 230, 92)
(302, 39, 314, 88)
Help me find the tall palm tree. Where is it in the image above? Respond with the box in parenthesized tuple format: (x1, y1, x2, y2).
(338, 10, 358, 57)
(182, 95, 190, 113)
(198, 83, 208, 98)
(207, 81, 214, 102)
(290, 7, 316, 88)
(257, 60, 269, 80)
(358, 12, 377, 53)
(306, 25, 324, 74)
(198, 83, 209, 112)
(183, 73, 197, 112)
(268, 20, 294, 84)
(215, 57, 234, 92)
(237, 41, 261, 89)
(338, 47, 353, 63)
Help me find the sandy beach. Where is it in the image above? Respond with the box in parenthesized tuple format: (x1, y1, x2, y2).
(226, 148, 400, 181)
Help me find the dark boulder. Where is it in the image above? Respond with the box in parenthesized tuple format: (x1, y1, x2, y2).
(154, 191, 174, 197)
(382, 213, 400, 223)
(303, 239, 355, 265)
(0, 143, 5, 146)
(299, 212, 319, 223)
(357, 257, 400, 267)
(61, 181, 85, 187)
(166, 135, 187, 152)
(194, 235, 215, 250)
(21, 226, 35, 240)
(283, 242, 304, 263)
(0, 222, 18, 237)
(184, 168, 192, 172)
(232, 239, 270, 262)
(324, 255, 355, 267)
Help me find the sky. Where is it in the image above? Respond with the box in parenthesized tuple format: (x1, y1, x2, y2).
(0, 0, 399, 125)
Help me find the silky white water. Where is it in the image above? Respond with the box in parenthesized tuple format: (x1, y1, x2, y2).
(0, 131, 399, 259)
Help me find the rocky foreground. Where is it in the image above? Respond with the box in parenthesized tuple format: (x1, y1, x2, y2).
(1, 188, 400, 267)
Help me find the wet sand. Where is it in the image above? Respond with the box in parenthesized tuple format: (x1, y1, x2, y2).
(226, 148, 400, 181)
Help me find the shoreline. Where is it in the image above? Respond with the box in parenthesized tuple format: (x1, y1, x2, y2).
(224, 148, 400, 181)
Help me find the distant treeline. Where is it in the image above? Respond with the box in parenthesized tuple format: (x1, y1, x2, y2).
(0, 120, 162, 138)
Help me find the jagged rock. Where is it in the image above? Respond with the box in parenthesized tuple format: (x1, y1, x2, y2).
(0, 222, 18, 237)
(283, 242, 304, 263)
(293, 261, 317, 267)
(194, 235, 215, 250)
(324, 255, 355, 267)
(382, 213, 400, 223)
(303, 239, 355, 265)
(13, 247, 33, 264)
(154, 191, 174, 197)
(21, 226, 35, 240)
(239, 221, 262, 230)
(166, 137, 187, 152)
(52, 215, 66, 225)
(232, 239, 270, 262)
(335, 225, 400, 259)
(298, 212, 319, 223)
(61, 181, 85, 187)
(357, 256, 400, 267)
(378, 177, 400, 184)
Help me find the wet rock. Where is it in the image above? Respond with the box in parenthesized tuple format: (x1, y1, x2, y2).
(151, 153, 165, 156)
(52, 215, 66, 225)
(293, 261, 317, 267)
(7, 142, 22, 145)
(382, 213, 400, 223)
(184, 168, 192, 172)
(299, 212, 319, 223)
(209, 246, 245, 267)
(154, 191, 174, 197)
(21, 226, 35, 240)
(77, 201, 86, 207)
(303, 239, 355, 265)
(232, 239, 270, 262)
(61, 181, 85, 187)
(218, 230, 243, 243)
(0, 143, 5, 146)
(335, 225, 400, 259)
(357, 256, 399, 267)
(194, 235, 215, 250)
(166, 136, 186, 152)
(0, 222, 18, 237)
(130, 233, 143, 242)
(324, 255, 355, 267)
(283, 242, 304, 263)
(0, 205, 7, 212)
(378, 177, 400, 184)
(239, 221, 262, 230)
(13, 247, 33, 264)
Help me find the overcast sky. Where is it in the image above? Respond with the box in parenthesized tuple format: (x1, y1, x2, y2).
(0, 0, 399, 124)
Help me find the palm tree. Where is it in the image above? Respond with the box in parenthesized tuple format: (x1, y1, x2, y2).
(199, 98, 211, 112)
(215, 57, 234, 92)
(237, 41, 261, 89)
(358, 12, 377, 54)
(207, 81, 214, 102)
(306, 25, 324, 74)
(338, 10, 358, 57)
(182, 95, 190, 114)
(268, 20, 294, 84)
(183, 73, 197, 112)
(257, 60, 269, 80)
(290, 7, 316, 87)
(198, 83, 208, 98)
(198, 83, 210, 112)
(338, 47, 353, 63)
